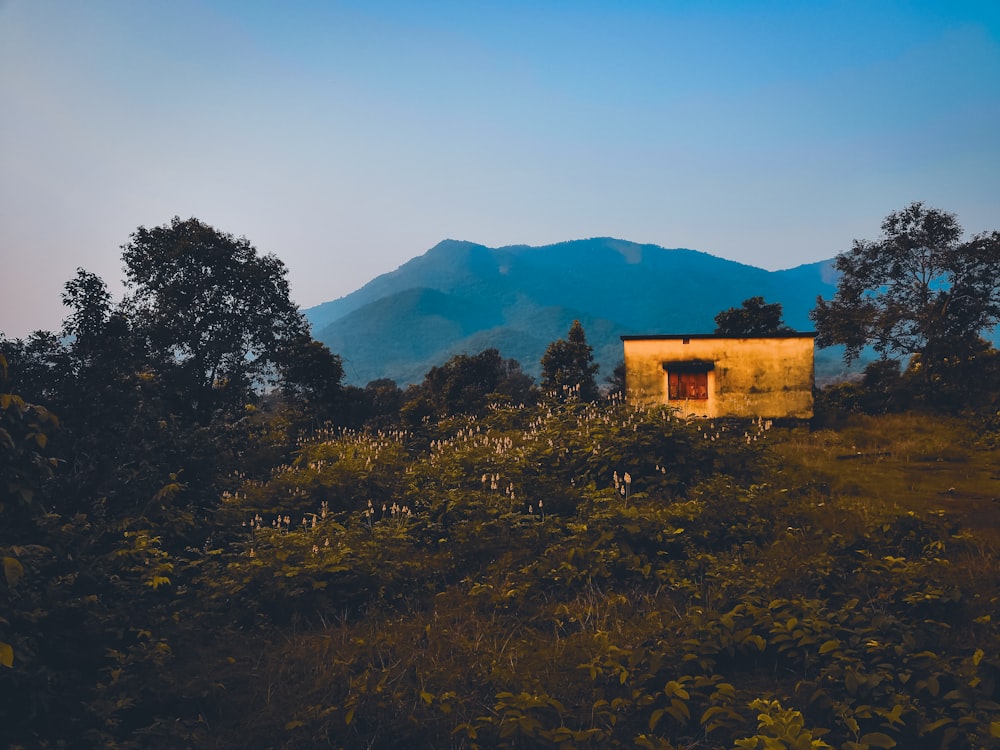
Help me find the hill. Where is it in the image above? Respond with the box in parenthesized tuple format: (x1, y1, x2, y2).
(305, 238, 843, 386)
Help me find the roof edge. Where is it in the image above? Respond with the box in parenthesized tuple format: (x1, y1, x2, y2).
(621, 332, 817, 341)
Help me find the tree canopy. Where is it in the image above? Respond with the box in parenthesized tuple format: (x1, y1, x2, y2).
(400, 348, 535, 424)
(122, 217, 311, 420)
(811, 202, 1000, 393)
(277, 334, 346, 428)
(714, 296, 792, 336)
(540, 320, 600, 401)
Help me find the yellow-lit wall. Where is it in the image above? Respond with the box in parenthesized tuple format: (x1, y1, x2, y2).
(622, 335, 815, 418)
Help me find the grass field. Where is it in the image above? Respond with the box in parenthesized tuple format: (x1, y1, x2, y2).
(774, 413, 1000, 535)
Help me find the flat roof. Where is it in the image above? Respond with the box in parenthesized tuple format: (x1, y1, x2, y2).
(621, 332, 816, 341)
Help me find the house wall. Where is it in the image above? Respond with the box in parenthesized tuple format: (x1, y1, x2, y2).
(622, 335, 815, 418)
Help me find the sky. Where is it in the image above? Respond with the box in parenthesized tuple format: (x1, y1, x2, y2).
(2, 0, 998, 339)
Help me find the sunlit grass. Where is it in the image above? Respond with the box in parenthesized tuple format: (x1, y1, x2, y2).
(771, 413, 1000, 536)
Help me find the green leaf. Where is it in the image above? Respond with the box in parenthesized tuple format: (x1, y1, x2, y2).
(876, 703, 904, 727)
(2, 556, 23, 588)
(664, 680, 690, 699)
(666, 698, 690, 723)
(700, 706, 726, 724)
(859, 732, 896, 748)
(649, 708, 665, 731)
(0, 641, 13, 668)
(922, 718, 952, 733)
(819, 639, 841, 654)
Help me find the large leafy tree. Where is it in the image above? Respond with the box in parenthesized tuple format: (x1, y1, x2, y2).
(0, 219, 351, 747)
(540, 320, 600, 401)
(811, 202, 1000, 392)
(121, 216, 310, 421)
(714, 296, 792, 336)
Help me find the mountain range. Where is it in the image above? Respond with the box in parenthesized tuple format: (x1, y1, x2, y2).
(304, 238, 848, 387)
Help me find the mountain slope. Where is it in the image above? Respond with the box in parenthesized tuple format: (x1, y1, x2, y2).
(306, 238, 840, 386)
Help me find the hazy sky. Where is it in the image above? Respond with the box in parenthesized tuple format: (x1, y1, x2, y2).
(2, 0, 998, 339)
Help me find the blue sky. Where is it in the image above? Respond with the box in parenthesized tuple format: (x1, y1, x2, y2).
(2, 0, 998, 338)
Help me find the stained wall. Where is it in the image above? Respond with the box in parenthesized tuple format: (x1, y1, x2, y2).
(622, 334, 815, 418)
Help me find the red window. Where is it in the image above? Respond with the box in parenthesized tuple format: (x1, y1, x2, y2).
(668, 371, 708, 400)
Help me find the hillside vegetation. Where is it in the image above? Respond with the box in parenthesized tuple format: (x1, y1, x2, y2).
(209, 408, 1000, 749)
(5, 389, 998, 749)
(3, 209, 999, 748)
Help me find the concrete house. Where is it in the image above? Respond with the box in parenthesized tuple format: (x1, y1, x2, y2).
(621, 333, 815, 418)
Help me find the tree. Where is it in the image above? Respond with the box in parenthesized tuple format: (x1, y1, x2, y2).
(277, 335, 345, 427)
(363, 378, 405, 423)
(337, 379, 405, 429)
(401, 348, 535, 424)
(121, 217, 310, 421)
(714, 296, 792, 336)
(0, 352, 64, 738)
(0, 353, 59, 527)
(58, 268, 146, 412)
(0, 330, 66, 408)
(0, 221, 358, 747)
(540, 320, 600, 401)
(811, 202, 1000, 395)
(605, 360, 627, 399)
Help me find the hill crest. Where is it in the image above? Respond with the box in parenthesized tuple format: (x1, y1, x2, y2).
(305, 238, 840, 386)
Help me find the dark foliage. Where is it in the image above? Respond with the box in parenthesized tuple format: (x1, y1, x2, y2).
(122, 216, 311, 422)
(277, 334, 347, 429)
(540, 320, 600, 401)
(714, 296, 793, 336)
(3, 215, 1000, 750)
(605, 359, 627, 398)
(401, 348, 536, 425)
(812, 202, 1000, 403)
(0, 218, 352, 748)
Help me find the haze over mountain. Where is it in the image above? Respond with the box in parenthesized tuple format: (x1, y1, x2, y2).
(305, 238, 843, 387)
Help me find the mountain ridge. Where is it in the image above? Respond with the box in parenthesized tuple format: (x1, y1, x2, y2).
(305, 237, 841, 386)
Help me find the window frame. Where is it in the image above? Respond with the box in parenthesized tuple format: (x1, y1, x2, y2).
(663, 360, 714, 402)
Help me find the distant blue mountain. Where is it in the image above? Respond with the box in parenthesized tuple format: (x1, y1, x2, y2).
(305, 238, 846, 386)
